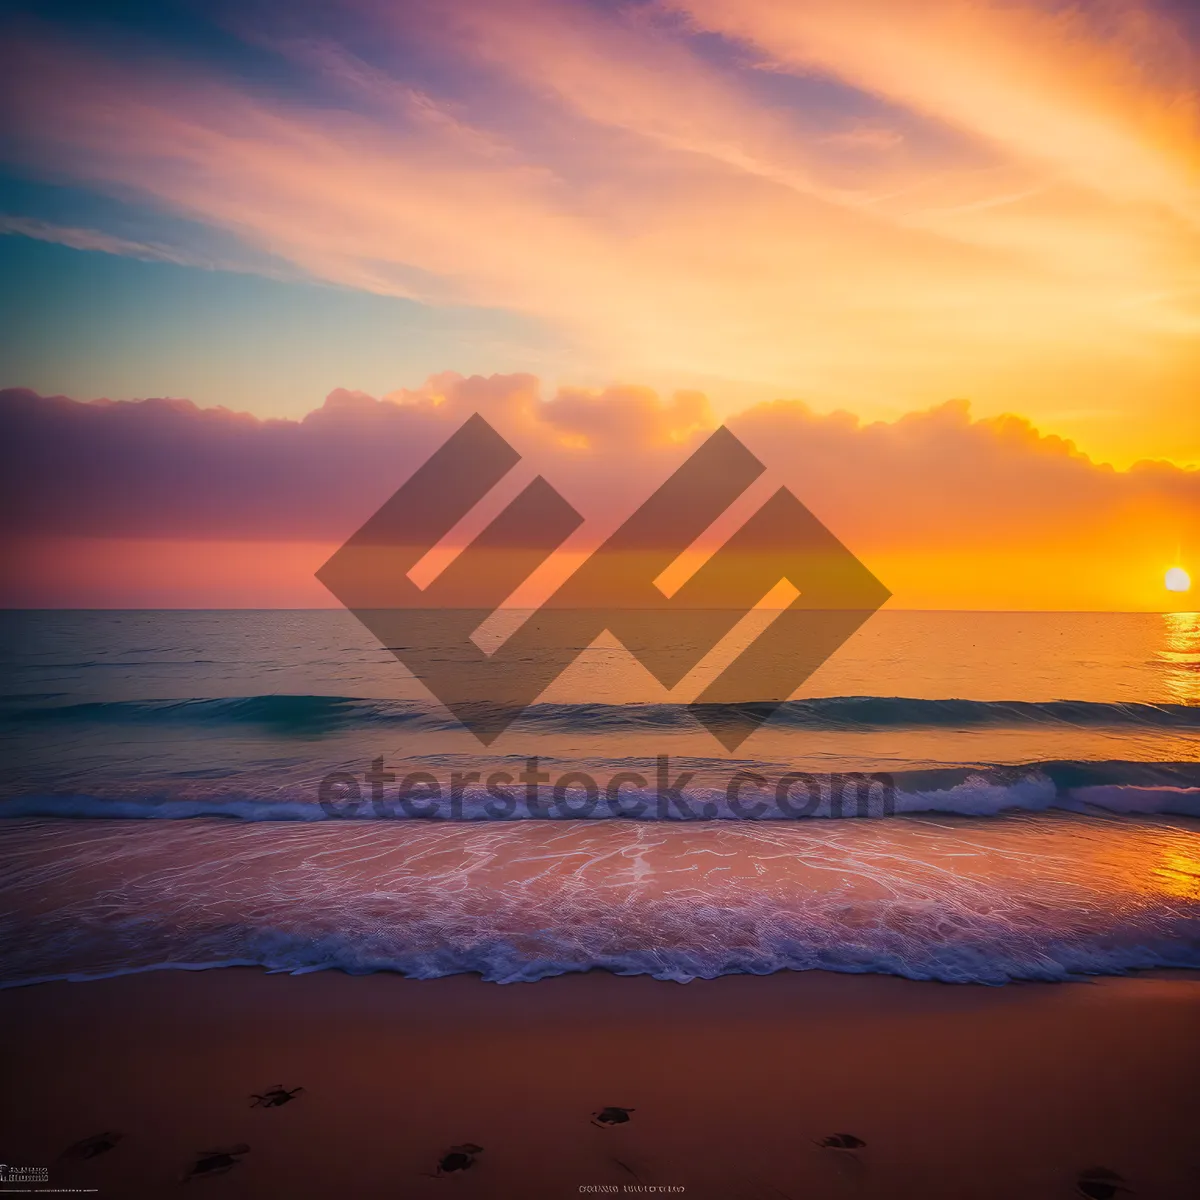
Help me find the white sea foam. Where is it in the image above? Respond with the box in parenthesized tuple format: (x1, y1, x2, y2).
(1, 812, 1197, 988)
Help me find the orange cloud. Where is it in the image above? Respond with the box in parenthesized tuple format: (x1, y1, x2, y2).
(1, 378, 1195, 611)
(0, 3, 1196, 464)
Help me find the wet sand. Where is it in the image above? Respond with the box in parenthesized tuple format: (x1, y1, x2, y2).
(1, 968, 1197, 1198)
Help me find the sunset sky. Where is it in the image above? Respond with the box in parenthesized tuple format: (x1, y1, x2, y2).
(1, 0, 1197, 610)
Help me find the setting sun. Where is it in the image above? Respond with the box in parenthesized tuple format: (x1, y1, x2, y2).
(1166, 567, 1192, 593)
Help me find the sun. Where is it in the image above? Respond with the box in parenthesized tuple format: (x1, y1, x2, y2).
(1165, 567, 1191, 593)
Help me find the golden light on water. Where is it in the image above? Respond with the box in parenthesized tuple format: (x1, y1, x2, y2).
(1161, 611, 1200, 704)
(1155, 849, 1200, 902)
(1165, 567, 1191, 593)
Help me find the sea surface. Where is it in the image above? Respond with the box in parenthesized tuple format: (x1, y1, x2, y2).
(1, 609, 1197, 986)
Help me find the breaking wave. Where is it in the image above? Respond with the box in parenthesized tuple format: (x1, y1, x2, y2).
(1, 814, 1197, 987)
(3, 693, 1199, 734)
(3, 762, 1198, 821)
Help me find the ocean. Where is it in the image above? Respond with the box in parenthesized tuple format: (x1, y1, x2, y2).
(1, 608, 1197, 987)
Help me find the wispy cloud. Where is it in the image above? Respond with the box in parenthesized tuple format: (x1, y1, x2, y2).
(0, 213, 306, 281)
(668, 0, 1200, 219)
(0, 0, 1196, 463)
(0, 214, 209, 265)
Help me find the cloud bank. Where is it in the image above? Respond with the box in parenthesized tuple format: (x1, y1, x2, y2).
(2, 377, 1195, 609)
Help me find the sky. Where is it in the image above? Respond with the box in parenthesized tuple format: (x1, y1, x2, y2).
(0, 0, 1198, 609)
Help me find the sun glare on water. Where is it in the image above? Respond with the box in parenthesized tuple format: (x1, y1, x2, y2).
(1165, 567, 1191, 593)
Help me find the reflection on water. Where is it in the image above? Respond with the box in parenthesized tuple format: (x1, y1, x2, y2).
(1155, 847, 1200, 901)
(1159, 612, 1200, 704)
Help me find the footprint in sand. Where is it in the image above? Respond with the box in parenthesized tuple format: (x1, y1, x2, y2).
(435, 1144, 484, 1175)
(815, 1134, 866, 1152)
(59, 1131, 123, 1161)
(180, 1143, 250, 1182)
(592, 1106, 635, 1128)
(815, 1133, 866, 1189)
(249, 1084, 305, 1108)
(1076, 1167, 1133, 1199)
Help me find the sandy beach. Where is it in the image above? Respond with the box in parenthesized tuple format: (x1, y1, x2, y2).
(2, 967, 1197, 1199)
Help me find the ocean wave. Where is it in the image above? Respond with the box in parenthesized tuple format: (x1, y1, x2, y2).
(2, 693, 1198, 734)
(1, 814, 1196, 987)
(4, 763, 1198, 820)
(7, 935, 1199, 990)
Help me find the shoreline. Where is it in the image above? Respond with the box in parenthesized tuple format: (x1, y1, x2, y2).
(1, 958, 1198, 993)
(2, 967, 1197, 1198)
